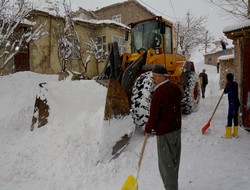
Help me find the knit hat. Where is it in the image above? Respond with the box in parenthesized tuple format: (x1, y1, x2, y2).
(226, 73, 234, 82)
(152, 65, 168, 75)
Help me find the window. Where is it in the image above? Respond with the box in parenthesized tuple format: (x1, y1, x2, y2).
(112, 35, 126, 53)
(112, 15, 121, 23)
(131, 20, 162, 53)
(97, 36, 107, 59)
(165, 26, 172, 54)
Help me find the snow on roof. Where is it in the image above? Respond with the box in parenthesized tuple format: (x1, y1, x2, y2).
(30, 8, 129, 29)
(218, 54, 234, 61)
(204, 46, 233, 56)
(94, 0, 156, 17)
(73, 18, 130, 29)
(223, 19, 250, 33)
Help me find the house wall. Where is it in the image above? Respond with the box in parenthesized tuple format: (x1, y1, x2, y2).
(241, 35, 250, 129)
(224, 28, 250, 129)
(93, 25, 130, 75)
(29, 14, 60, 74)
(25, 11, 129, 78)
(0, 54, 15, 75)
(94, 0, 155, 25)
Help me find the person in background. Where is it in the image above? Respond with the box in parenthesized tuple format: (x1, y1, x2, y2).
(223, 73, 240, 138)
(145, 65, 182, 190)
(221, 40, 227, 55)
(217, 62, 220, 73)
(199, 69, 208, 98)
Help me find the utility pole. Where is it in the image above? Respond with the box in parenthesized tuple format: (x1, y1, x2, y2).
(187, 11, 190, 29)
(205, 30, 208, 53)
(176, 22, 180, 51)
(248, 0, 250, 18)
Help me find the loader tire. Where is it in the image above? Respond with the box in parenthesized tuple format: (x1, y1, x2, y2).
(182, 72, 201, 114)
(131, 71, 155, 131)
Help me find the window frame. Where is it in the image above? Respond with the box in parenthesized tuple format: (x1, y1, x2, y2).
(112, 35, 126, 54)
(112, 15, 121, 23)
(97, 35, 107, 59)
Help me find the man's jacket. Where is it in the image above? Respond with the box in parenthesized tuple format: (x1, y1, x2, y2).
(145, 80, 182, 135)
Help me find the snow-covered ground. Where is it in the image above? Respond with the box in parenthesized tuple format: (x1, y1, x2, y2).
(0, 59, 250, 190)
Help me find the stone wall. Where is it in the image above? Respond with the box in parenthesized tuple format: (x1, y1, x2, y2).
(219, 59, 234, 90)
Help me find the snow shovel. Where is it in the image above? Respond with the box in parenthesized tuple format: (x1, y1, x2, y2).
(202, 91, 224, 134)
(121, 134, 149, 190)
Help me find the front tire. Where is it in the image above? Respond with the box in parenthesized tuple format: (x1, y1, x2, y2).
(181, 72, 201, 114)
(131, 71, 155, 131)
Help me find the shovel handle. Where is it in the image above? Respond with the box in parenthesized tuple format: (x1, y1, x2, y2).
(210, 91, 224, 121)
(137, 134, 149, 175)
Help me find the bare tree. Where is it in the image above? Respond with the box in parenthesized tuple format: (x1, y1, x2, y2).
(0, 0, 47, 72)
(176, 11, 214, 58)
(208, 0, 248, 20)
(84, 35, 104, 75)
(46, 0, 93, 79)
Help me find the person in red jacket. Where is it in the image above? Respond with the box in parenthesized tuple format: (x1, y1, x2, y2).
(145, 64, 182, 190)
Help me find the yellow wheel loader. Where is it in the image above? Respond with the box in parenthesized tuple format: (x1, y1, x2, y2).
(98, 16, 201, 130)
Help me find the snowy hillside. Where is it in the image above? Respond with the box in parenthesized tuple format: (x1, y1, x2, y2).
(0, 62, 250, 190)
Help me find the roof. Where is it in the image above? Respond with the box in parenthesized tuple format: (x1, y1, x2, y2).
(204, 46, 234, 56)
(73, 18, 130, 30)
(218, 54, 234, 61)
(73, 7, 97, 19)
(29, 9, 129, 29)
(93, 0, 156, 17)
(223, 19, 250, 33)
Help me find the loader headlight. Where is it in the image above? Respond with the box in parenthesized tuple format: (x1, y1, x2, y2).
(155, 49, 160, 54)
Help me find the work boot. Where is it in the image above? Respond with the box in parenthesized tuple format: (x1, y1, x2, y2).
(232, 126, 238, 138)
(224, 126, 232, 139)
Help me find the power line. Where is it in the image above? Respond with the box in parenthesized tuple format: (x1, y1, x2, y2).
(139, 0, 176, 20)
(169, 0, 177, 19)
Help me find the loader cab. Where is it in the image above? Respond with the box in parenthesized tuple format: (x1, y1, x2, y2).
(130, 20, 162, 53)
(129, 17, 173, 55)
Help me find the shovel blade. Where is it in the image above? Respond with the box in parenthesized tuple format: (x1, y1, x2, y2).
(202, 119, 211, 134)
(121, 175, 138, 190)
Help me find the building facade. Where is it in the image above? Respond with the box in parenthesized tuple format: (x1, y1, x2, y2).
(0, 9, 129, 78)
(224, 19, 250, 130)
(204, 47, 234, 66)
(93, 0, 156, 25)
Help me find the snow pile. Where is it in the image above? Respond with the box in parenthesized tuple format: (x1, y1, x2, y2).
(1, 63, 250, 189)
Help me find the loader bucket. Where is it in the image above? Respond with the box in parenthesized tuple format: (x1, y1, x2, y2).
(104, 79, 130, 120)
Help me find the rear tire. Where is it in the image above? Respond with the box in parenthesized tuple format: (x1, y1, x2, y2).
(182, 72, 201, 114)
(131, 71, 154, 131)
